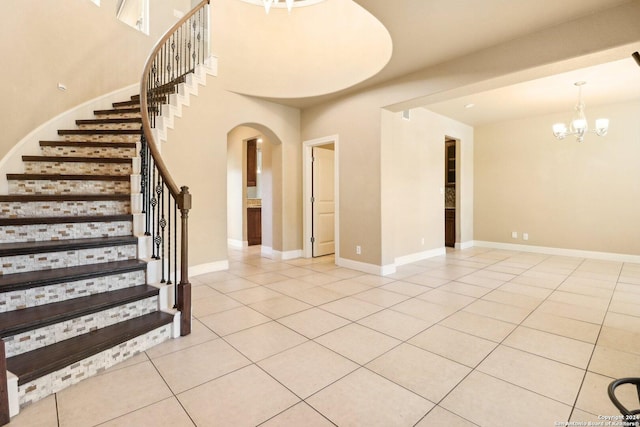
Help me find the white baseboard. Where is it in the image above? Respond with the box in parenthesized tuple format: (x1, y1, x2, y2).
(7, 371, 18, 418)
(188, 260, 229, 277)
(337, 257, 396, 276)
(228, 239, 247, 249)
(262, 247, 302, 260)
(473, 240, 640, 263)
(395, 247, 446, 267)
(455, 240, 475, 250)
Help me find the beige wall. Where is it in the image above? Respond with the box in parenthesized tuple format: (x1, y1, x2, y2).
(161, 75, 301, 268)
(261, 137, 274, 250)
(226, 126, 251, 244)
(474, 100, 640, 255)
(301, 3, 637, 269)
(6, 0, 640, 271)
(226, 126, 275, 248)
(302, 94, 383, 265)
(0, 0, 190, 160)
(380, 108, 474, 266)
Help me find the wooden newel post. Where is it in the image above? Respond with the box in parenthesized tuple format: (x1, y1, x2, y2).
(0, 339, 9, 425)
(178, 186, 192, 336)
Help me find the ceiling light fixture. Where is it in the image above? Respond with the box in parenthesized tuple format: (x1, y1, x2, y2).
(552, 81, 609, 143)
(262, 0, 294, 13)
(240, 0, 325, 14)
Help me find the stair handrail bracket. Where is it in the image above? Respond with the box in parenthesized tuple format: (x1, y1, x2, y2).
(139, 0, 210, 336)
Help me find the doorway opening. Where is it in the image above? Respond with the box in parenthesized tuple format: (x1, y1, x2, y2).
(227, 125, 276, 255)
(444, 137, 457, 248)
(246, 138, 262, 246)
(303, 135, 339, 259)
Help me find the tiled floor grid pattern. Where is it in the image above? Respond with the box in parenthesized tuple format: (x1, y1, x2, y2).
(9, 246, 640, 426)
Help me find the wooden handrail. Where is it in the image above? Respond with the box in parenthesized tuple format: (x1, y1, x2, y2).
(139, 0, 209, 336)
(139, 0, 209, 207)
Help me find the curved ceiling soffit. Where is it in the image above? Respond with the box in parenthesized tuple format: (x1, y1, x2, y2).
(211, 0, 393, 99)
(228, 122, 283, 145)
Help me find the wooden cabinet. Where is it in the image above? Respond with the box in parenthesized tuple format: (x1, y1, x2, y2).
(247, 139, 257, 187)
(445, 140, 456, 186)
(247, 207, 261, 246)
(445, 209, 455, 247)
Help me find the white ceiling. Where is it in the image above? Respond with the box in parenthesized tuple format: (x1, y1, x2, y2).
(212, 0, 640, 116)
(426, 56, 640, 126)
(212, 0, 392, 98)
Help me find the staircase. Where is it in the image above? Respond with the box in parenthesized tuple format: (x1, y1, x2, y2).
(0, 94, 179, 416)
(0, 2, 211, 421)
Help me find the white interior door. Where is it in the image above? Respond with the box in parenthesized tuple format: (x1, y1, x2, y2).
(312, 146, 335, 257)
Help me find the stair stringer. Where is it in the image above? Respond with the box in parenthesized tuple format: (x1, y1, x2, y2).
(151, 56, 218, 146)
(0, 84, 140, 195)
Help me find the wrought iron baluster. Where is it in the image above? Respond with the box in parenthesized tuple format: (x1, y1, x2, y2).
(160, 179, 166, 283)
(198, 9, 202, 65)
(150, 166, 158, 259)
(154, 175, 162, 261)
(192, 15, 196, 70)
(167, 191, 172, 286)
(174, 201, 178, 295)
(139, 0, 209, 337)
(140, 135, 149, 235)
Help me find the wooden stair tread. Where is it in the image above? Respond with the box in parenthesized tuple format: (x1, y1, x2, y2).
(57, 129, 141, 135)
(130, 75, 188, 102)
(0, 214, 132, 226)
(7, 173, 130, 181)
(112, 100, 141, 108)
(0, 285, 159, 337)
(22, 156, 132, 164)
(93, 107, 140, 115)
(6, 311, 174, 385)
(39, 141, 137, 149)
(76, 118, 142, 125)
(0, 194, 130, 202)
(0, 235, 137, 257)
(0, 259, 146, 293)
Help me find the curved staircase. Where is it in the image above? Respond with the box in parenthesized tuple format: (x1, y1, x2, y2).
(0, 94, 178, 417)
(0, 1, 214, 421)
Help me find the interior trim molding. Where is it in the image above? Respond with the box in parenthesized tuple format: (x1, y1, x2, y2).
(188, 260, 229, 276)
(473, 240, 640, 263)
(455, 240, 475, 250)
(394, 247, 446, 267)
(337, 256, 396, 276)
(262, 247, 303, 260)
(227, 239, 248, 249)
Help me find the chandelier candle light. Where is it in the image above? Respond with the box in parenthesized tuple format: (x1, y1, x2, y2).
(262, 0, 295, 13)
(552, 81, 609, 142)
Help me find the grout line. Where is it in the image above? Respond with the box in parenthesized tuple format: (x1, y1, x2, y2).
(566, 260, 625, 422)
(183, 246, 636, 425)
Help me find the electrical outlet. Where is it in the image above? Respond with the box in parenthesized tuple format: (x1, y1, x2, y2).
(421, 237, 425, 245)
(511, 231, 518, 239)
(523, 233, 529, 241)
(356, 245, 361, 255)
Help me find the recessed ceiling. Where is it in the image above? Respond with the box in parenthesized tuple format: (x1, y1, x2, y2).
(210, 0, 638, 109)
(425, 57, 640, 126)
(211, 0, 392, 99)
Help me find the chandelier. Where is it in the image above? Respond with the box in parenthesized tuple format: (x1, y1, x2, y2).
(552, 81, 609, 143)
(239, 0, 324, 14)
(262, 0, 295, 13)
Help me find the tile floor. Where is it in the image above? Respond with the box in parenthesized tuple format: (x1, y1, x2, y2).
(9, 246, 640, 426)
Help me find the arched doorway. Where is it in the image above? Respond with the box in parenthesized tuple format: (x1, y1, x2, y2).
(226, 123, 282, 258)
